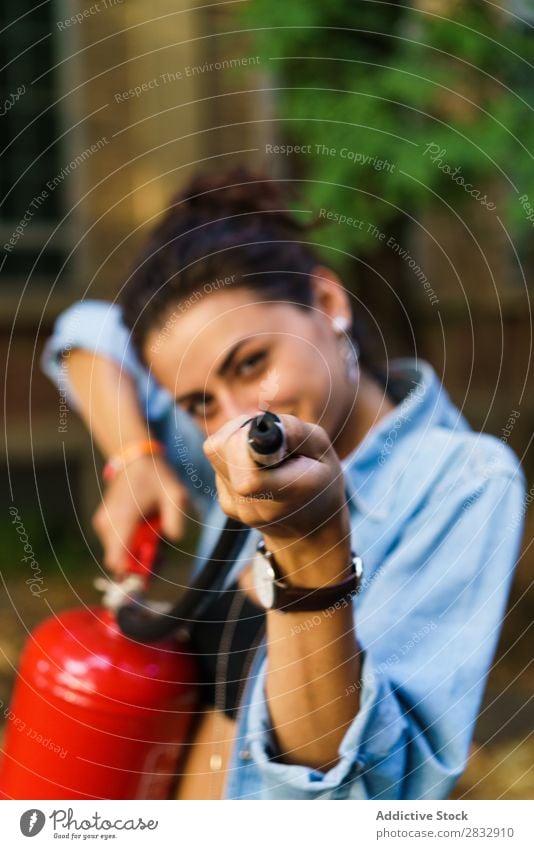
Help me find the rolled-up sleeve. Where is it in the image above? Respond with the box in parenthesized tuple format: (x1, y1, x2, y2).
(243, 464, 526, 800)
(41, 299, 172, 421)
(246, 652, 409, 799)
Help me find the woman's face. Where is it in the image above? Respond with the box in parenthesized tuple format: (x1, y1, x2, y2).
(144, 273, 356, 443)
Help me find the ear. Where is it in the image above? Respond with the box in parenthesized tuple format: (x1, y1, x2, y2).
(309, 265, 352, 328)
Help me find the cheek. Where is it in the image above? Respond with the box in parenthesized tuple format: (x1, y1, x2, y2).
(292, 345, 344, 425)
(276, 358, 333, 419)
(297, 345, 336, 393)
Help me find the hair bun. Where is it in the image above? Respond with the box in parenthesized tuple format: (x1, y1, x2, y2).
(176, 166, 308, 232)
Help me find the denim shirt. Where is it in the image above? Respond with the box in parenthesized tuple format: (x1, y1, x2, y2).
(42, 300, 526, 800)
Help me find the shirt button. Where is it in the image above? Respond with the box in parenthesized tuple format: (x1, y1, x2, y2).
(239, 749, 252, 761)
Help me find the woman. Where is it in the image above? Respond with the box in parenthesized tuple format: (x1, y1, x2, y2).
(42, 168, 525, 800)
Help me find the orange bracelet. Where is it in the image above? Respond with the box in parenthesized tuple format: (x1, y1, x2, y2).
(103, 439, 165, 482)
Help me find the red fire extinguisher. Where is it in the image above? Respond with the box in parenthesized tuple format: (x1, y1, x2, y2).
(0, 516, 198, 800)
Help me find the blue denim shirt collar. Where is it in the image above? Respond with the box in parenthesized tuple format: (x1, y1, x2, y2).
(342, 358, 470, 522)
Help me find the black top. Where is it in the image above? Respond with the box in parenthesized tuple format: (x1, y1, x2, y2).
(188, 581, 265, 720)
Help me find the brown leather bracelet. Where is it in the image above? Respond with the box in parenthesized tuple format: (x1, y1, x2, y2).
(254, 538, 363, 612)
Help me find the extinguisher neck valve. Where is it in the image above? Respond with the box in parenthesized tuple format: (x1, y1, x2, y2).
(93, 574, 145, 612)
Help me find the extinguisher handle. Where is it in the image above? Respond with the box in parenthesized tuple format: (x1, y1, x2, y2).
(124, 514, 162, 586)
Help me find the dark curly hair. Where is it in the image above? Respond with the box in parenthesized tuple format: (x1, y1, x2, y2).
(119, 166, 374, 368)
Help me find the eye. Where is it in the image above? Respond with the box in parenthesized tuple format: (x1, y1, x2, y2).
(236, 350, 267, 377)
(184, 395, 215, 419)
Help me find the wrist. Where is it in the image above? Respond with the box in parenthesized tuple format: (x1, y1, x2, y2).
(262, 510, 352, 588)
(103, 438, 165, 482)
(253, 534, 362, 612)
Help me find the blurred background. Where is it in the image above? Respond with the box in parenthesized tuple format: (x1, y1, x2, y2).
(1, 0, 533, 798)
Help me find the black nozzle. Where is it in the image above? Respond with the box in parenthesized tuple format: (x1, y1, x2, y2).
(247, 411, 284, 455)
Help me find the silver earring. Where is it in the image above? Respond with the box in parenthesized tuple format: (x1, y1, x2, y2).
(332, 316, 359, 383)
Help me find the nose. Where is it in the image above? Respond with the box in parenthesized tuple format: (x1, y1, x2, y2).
(216, 391, 262, 428)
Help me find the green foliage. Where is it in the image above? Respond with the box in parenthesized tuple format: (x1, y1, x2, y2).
(1, 511, 90, 577)
(240, 1, 534, 261)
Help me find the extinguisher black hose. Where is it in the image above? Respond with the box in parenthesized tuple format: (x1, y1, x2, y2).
(117, 413, 287, 643)
(116, 517, 251, 643)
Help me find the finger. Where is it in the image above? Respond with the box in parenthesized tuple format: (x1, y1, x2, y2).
(203, 412, 260, 458)
(274, 414, 332, 462)
(233, 454, 332, 502)
(160, 485, 188, 540)
(93, 505, 136, 575)
(212, 473, 241, 522)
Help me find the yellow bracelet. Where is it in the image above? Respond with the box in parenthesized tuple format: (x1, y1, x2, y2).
(103, 438, 164, 482)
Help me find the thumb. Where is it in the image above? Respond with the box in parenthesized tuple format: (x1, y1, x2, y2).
(159, 485, 188, 540)
(103, 516, 136, 576)
(93, 504, 136, 577)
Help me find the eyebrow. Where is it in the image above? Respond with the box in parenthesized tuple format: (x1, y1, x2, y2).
(175, 337, 253, 405)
